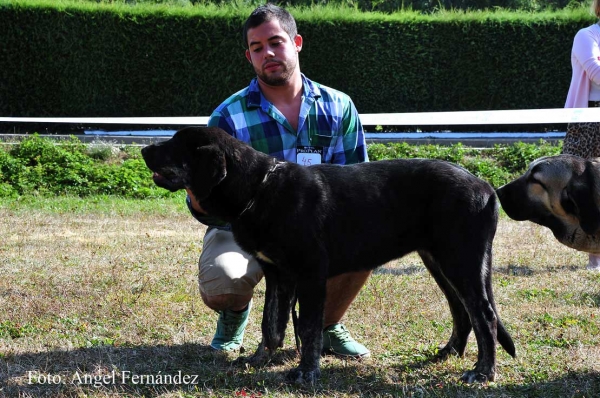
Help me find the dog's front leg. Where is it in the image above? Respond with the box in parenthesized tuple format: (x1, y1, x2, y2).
(248, 263, 295, 366)
(286, 275, 326, 385)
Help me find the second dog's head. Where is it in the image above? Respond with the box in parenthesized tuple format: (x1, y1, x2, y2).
(496, 154, 600, 253)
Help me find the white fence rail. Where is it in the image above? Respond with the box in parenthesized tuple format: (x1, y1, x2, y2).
(2, 108, 599, 145)
(1, 107, 600, 127)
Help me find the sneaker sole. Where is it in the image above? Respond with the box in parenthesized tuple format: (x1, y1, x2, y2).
(322, 348, 371, 359)
(210, 343, 245, 353)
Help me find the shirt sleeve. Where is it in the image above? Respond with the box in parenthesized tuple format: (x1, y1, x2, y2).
(207, 110, 236, 138)
(572, 28, 600, 86)
(337, 98, 369, 165)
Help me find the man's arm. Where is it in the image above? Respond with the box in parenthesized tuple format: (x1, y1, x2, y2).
(573, 28, 600, 86)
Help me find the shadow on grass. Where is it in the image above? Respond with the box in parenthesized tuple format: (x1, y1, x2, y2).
(3, 342, 600, 397)
(374, 265, 425, 276)
(494, 263, 583, 277)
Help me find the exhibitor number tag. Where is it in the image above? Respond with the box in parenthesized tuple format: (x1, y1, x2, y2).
(296, 146, 323, 166)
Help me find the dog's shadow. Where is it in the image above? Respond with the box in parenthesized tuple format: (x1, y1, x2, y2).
(494, 263, 584, 276)
(5, 342, 600, 396)
(1, 341, 458, 396)
(2, 343, 226, 396)
(2, 343, 364, 396)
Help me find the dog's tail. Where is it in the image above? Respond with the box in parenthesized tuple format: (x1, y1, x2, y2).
(485, 244, 516, 358)
(496, 319, 516, 358)
(486, 263, 516, 358)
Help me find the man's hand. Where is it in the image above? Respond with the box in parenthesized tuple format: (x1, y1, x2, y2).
(186, 188, 207, 214)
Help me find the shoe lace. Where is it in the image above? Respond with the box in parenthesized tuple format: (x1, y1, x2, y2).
(330, 325, 354, 343)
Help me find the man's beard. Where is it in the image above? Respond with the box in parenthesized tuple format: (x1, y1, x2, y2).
(254, 57, 297, 86)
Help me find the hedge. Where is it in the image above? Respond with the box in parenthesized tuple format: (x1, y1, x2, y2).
(0, 0, 594, 118)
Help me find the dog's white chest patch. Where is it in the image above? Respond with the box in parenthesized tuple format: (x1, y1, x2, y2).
(256, 251, 275, 264)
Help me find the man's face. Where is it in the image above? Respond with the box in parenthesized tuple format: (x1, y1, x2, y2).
(245, 19, 302, 86)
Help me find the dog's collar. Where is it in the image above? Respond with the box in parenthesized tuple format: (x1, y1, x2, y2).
(237, 160, 284, 218)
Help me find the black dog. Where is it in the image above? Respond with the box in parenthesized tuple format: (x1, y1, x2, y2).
(497, 154, 600, 253)
(142, 127, 515, 384)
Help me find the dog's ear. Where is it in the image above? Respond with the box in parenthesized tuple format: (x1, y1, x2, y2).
(185, 145, 227, 200)
(565, 164, 600, 235)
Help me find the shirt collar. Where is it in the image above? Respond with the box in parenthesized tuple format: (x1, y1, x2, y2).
(247, 73, 321, 109)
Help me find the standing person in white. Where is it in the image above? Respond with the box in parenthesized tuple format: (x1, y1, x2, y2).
(563, 0, 600, 270)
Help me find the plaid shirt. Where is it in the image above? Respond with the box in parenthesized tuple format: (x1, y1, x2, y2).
(207, 74, 368, 165)
(188, 74, 367, 227)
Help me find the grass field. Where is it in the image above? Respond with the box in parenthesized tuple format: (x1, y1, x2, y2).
(1, 195, 600, 397)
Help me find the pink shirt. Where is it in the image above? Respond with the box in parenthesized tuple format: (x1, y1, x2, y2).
(565, 23, 600, 108)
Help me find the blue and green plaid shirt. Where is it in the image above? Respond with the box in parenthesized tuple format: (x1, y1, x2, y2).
(188, 74, 368, 227)
(207, 74, 368, 165)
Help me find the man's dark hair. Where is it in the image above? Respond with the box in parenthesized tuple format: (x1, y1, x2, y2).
(243, 3, 298, 48)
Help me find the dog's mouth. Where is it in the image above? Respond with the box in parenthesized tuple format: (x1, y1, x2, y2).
(151, 170, 185, 192)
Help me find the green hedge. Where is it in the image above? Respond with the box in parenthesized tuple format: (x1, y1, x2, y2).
(92, 0, 589, 13)
(0, 0, 594, 117)
(0, 135, 562, 198)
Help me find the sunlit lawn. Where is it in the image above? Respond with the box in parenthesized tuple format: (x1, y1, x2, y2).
(1, 196, 599, 397)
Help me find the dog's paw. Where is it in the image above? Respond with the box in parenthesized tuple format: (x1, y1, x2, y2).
(245, 346, 272, 367)
(286, 366, 321, 385)
(460, 370, 493, 383)
(433, 345, 460, 361)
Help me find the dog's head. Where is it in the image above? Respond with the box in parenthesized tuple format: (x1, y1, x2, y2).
(496, 154, 600, 253)
(141, 127, 228, 200)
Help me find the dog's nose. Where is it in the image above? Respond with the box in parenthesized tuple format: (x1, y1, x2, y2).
(141, 145, 152, 157)
(496, 184, 510, 199)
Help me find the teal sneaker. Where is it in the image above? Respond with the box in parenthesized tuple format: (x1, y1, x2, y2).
(210, 301, 252, 351)
(322, 323, 370, 358)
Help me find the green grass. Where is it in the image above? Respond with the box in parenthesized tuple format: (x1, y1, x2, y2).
(1, 196, 600, 397)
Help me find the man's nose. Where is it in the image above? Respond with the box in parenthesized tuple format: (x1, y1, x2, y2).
(264, 46, 275, 58)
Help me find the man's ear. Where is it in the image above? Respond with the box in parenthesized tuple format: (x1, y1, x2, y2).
(567, 165, 600, 235)
(294, 34, 303, 52)
(185, 145, 227, 200)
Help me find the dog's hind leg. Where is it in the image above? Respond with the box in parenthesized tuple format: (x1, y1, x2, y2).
(418, 250, 472, 359)
(437, 249, 500, 383)
(248, 264, 295, 366)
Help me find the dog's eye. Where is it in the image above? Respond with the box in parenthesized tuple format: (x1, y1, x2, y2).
(561, 188, 577, 215)
(529, 175, 547, 190)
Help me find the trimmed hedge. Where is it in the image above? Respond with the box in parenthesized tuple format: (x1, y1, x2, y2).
(91, 0, 589, 13)
(0, 1, 594, 117)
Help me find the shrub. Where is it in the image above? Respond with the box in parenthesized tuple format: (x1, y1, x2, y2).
(367, 142, 468, 163)
(0, 135, 175, 198)
(367, 139, 562, 188)
(0, 135, 564, 197)
(490, 140, 562, 173)
(462, 157, 514, 188)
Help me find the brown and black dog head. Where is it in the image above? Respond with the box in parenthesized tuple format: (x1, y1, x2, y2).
(496, 154, 600, 253)
(141, 127, 228, 200)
